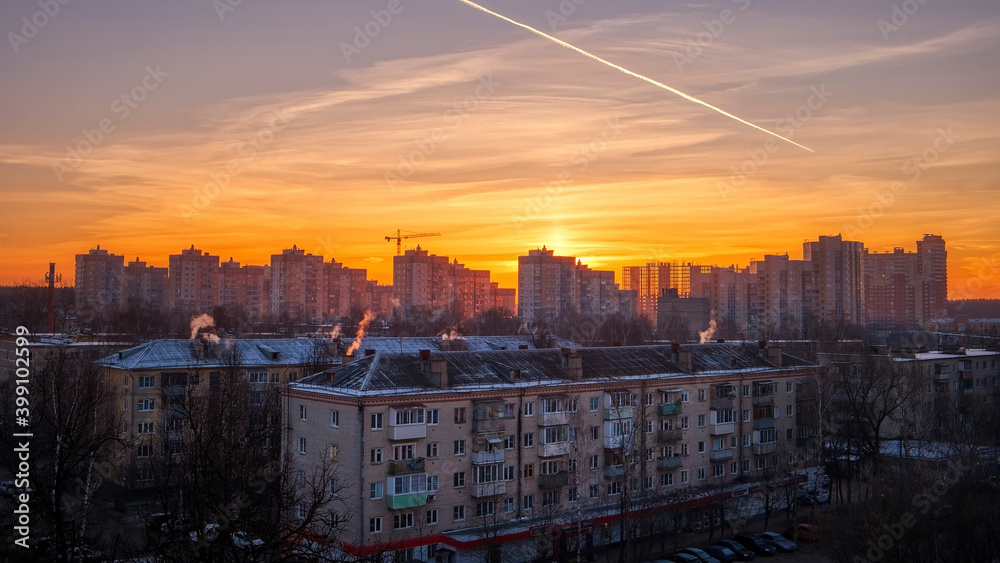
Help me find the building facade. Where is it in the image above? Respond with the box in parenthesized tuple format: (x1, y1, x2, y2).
(168, 246, 220, 314)
(75, 246, 125, 312)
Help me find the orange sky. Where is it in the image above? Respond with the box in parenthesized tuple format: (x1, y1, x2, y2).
(1, 1, 998, 299)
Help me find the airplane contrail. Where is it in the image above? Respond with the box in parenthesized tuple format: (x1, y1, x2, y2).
(455, 0, 815, 153)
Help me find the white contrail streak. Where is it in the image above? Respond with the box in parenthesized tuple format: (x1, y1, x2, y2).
(455, 0, 815, 153)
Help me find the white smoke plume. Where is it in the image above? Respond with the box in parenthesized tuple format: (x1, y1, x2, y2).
(330, 324, 342, 339)
(440, 328, 464, 341)
(698, 319, 718, 344)
(190, 313, 216, 340)
(346, 311, 375, 356)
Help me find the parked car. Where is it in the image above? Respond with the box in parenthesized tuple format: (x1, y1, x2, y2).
(704, 544, 739, 562)
(813, 489, 830, 503)
(733, 535, 776, 556)
(712, 539, 755, 561)
(677, 547, 721, 563)
(783, 523, 820, 543)
(232, 531, 264, 550)
(668, 554, 702, 563)
(758, 532, 797, 553)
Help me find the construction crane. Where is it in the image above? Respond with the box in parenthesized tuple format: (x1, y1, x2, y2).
(385, 230, 441, 255)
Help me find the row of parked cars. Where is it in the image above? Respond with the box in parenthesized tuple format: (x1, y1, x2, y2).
(646, 524, 820, 562)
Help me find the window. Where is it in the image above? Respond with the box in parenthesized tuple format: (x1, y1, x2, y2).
(731, 461, 739, 475)
(390, 474, 427, 496)
(506, 497, 516, 513)
(568, 458, 577, 472)
(454, 440, 466, 455)
(680, 443, 689, 456)
(393, 513, 414, 530)
(743, 435, 751, 447)
(568, 488, 579, 502)
(645, 420, 654, 433)
(680, 470, 690, 484)
(682, 390, 690, 403)
(645, 448, 654, 462)
(589, 484, 600, 498)
(136, 467, 154, 482)
(371, 448, 383, 464)
(698, 467, 707, 480)
(329, 445, 339, 461)
(298, 437, 307, 454)
(454, 408, 466, 423)
(698, 389, 707, 402)
(271, 373, 279, 383)
(370, 482, 383, 499)
(505, 403, 516, 417)
(774, 407, 780, 419)
(453, 505, 466, 521)
(786, 405, 794, 417)
(713, 464, 725, 477)
(475, 464, 502, 484)
(427, 443, 439, 458)
(329, 478, 340, 494)
(590, 426, 600, 440)
(590, 396, 600, 411)
(523, 402, 534, 417)
(645, 392, 654, 406)
(504, 435, 515, 449)
(369, 517, 382, 533)
(589, 455, 599, 469)
(742, 459, 750, 472)
(136, 422, 154, 434)
(787, 381, 793, 393)
(504, 466, 515, 480)
(136, 444, 152, 459)
(712, 438, 725, 451)
(743, 409, 751, 422)
(522, 494, 534, 510)
(680, 416, 689, 430)
(138, 376, 155, 388)
(697, 414, 706, 427)
(698, 441, 705, 453)
(394, 444, 415, 461)
(542, 491, 560, 506)
(371, 413, 384, 430)
(394, 407, 424, 426)
(661, 472, 674, 486)
(299, 405, 307, 421)
(743, 384, 751, 397)
(138, 399, 155, 412)
(570, 398, 579, 412)
(477, 501, 495, 516)
(248, 371, 268, 384)
(330, 410, 339, 427)
(542, 426, 570, 444)
(607, 481, 622, 496)
(426, 408, 439, 424)
(759, 428, 778, 443)
(645, 476, 654, 490)
(787, 428, 794, 441)
(523, 464, 534, 478)
(524, 433, 534, 447)
(427, 509, 438, 525)
(730, 436, 738, 448)
(453, 472, 466, 487)
(541, 397, 567, 414)
(427, 475, 439, 491)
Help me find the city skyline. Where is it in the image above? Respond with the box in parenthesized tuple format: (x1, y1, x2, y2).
(2, 1, 998, 298)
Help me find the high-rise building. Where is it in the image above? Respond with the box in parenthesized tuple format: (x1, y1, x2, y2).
(217, 258, 247, 312)
(917, 234, 947, 321)
(751, 254, 807, 337)
(863, 234, 947, 326)
(803, 235, 865, 327)
(492, 284, 516, 314)
(393, 247, 503, 321)
(689, 265, 757, 339)
(621, 262, 671, 321)
(270, 246, 326, 322)
(325, 259, 370, 318)
(517, 247, 580, 325)
(168, 246, 219, 314)
(123, 257, 168, 310)
(243, 264, 271, 321)
(75, 245, 124, 311)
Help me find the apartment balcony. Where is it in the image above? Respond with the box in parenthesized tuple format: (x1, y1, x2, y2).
(538, 472, 569, 489)
(389, 424, 427, 441)
(752, 395, 774, 406)
(472, 482, 506, 498)
(472, 450, 505, 465)
(604, 406, 634, 420)
(539, 411, 570, 427)
(386, 490, 428, 510)
(752, 418, 775, 430)
(710, 397, 734, 410)
(603, 435, 632, 450)
(710, 423, 736, 436)
(933, 372, 950, 382)
(388, 458, 425, 475)
(796, 436, 815, 448)
(473, 418, 505, 433)
(658, 429, 683, 443)
(539, 442, 572, 458)
(753, 442, 777, 454)
(710, 449, 733, 461)
(603, 465, 624, 479)
(656, 457, 683, 470)
(659, 403, 682, 416)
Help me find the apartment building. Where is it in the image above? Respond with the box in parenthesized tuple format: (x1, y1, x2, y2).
(803, 235, 865, 327)
(393, 247, 507, 321)
(168, 246, 220, 314)
(123, 258, 168, 310)
(75, 245, 125, 311)
(285, 342, 815, 562)
(863, 234, 948, 326)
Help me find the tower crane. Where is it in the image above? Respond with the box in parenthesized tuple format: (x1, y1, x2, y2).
(385, 230, 441, 256)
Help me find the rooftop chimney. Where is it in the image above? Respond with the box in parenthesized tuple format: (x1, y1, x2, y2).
(430, 358, 448, 388)
(342, 354, 355, 364)
(678, 349, 693, 372)
(419, 349, 431, 361)
(518, 344, 529, 350)
(767, 345, 783, 367)
(365, 349, 376, 357)
(567, 353, 583, 379)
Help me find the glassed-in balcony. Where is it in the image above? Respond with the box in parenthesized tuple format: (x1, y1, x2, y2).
(604, 406, 633, 420)
(388, 458, 425, 475)
(539, 442, 572, 457)
(658, 429, 683, 443)
(752, 418, 775, 430)
(472, 450, 505, 465)
(659, 403, 682, 416)
(656, 457, 682, 470)
(710, 449, 733, 461)
(472, 481, 506, 498)
(538, 472, 569, 489)
(710, 423, 735, 435)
